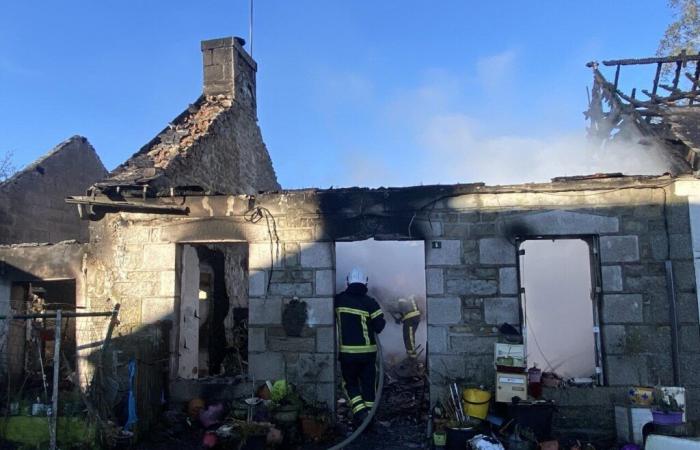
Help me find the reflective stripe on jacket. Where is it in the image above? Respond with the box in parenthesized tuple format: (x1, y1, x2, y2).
(335, 283, 385, 354)
(401, 298, 421, 321)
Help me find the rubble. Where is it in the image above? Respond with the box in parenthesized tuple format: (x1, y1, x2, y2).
(106, 95, 233, 186)
(330, 358, 429, 449)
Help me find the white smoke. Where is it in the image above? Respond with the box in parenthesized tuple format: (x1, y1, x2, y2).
(335, 240, 427, 363)
(416, 113, 674, 186)
(330, 57, 676, 188)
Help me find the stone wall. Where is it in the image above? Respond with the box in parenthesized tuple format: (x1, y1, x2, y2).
(422, 185, 698, 434)
(98, 37, 279, 197)
(247, 241, 336, 406)
(0, 136, 107, 244)
(186, 37, 280, 194)
(47, 175, 700, 434)
(169, 104, 280, 195)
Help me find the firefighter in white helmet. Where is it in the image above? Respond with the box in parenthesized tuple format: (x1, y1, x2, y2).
(334, 268, 385, 429)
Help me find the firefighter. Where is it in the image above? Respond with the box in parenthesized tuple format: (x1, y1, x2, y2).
(393, 297, 421, 359)
(334, 268, 385, 428)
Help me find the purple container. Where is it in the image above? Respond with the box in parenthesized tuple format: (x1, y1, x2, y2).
(651, 410, 684, 425)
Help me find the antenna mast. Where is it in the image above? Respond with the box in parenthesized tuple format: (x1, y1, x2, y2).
(249, 0, 254, 57)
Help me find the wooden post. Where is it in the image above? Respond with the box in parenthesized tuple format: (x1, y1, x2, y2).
(690, 62, 700, 105)
(652, 62, 663, 97)
(49, 309, 62, 450)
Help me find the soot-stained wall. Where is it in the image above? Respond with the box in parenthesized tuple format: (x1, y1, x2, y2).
(8, 174, 700, 437)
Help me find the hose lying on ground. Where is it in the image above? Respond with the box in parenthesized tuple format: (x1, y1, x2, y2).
(327, 336, 384, 450)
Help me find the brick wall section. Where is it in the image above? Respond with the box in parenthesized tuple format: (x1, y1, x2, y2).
(68, 176, 700, 435)
(0, 136, 107, 244)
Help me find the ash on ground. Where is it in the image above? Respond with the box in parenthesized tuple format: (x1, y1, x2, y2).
(330, 358, 429, 449)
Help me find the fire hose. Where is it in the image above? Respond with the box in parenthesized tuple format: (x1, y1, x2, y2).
(327, 335, 384, 450)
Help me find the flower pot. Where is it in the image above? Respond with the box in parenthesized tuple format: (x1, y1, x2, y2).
(273, 404, 299, 424)
(652, 409, 684, 425)
(231, 400, 249, 420)
(300, 416, 328, 440)
(432, 431, 447, 447)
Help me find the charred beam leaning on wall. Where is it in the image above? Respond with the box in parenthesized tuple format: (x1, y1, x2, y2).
(66, 196, 189, 220)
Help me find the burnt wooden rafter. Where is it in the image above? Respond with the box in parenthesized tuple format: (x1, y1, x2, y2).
(586, 52, 700, 173)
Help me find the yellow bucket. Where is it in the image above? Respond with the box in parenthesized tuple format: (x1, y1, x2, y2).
(462, 388, 491, 420)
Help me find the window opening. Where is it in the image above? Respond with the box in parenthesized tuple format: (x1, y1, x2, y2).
(519, 238, 600, 381)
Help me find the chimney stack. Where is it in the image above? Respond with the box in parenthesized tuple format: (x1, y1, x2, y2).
(201, 37, 257, 111)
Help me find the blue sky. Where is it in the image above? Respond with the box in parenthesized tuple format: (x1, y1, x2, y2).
(0, 1, 674, 188)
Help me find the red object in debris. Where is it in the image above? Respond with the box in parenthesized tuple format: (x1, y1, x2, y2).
(202, 431, 218, 448)
(39, 329, 55, 341)
(528, 366, 542, 399)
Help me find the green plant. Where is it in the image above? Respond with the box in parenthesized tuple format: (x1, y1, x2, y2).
(270, 380, 289, 403)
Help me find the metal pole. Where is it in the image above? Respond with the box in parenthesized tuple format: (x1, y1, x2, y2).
(249, 0, 254, 57)
(49, 309, 62, 450)
(665, 261, 681, 385)
(0, 311, 113, 320)
(102, 304, 121, 355)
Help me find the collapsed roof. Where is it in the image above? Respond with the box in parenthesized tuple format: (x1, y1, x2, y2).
(94, 94, 234, 190)
(586, 53, 700, 175)
(92, 37, 280, 199)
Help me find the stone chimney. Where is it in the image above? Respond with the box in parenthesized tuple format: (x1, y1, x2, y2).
(201, 36, 257, 111)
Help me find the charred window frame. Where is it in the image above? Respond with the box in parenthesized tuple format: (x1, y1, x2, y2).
(514, 235, 604, 386)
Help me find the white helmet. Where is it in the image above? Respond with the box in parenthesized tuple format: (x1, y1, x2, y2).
(347, 268, 368, 285)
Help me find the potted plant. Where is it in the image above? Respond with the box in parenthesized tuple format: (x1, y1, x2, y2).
(651, 388, 684, 425)
(270, 380, 302, 424)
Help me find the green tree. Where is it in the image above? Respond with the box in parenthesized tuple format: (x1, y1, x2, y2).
(658, 0, 700, 56)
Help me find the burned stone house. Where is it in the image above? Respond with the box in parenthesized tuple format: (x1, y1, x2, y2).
(0, 136, 107, 245)
(2, 39, 700, 438)
(0, 136, 106, 383)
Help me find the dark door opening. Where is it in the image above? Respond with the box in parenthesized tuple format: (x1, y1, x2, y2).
(1, 279, 77, 404)
(178, 243, 249, 379)
(334, 239, 428, 428)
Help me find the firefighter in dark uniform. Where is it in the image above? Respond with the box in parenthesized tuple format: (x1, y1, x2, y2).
(334, 268, 385, 428)
(393, 297, 421, 359)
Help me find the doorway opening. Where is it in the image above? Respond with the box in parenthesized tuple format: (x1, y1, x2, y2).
(1, 279, 77, 406)
(178, 243, 249, 379)
(518, 238, 602, 382)
(335, 239, 428, 427)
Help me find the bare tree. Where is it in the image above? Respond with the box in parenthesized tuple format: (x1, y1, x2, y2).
(0, 150, 16, 182)
(659, 0, 700, 56)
